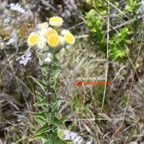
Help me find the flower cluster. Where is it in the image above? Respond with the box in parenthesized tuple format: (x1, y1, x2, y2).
(27, 16, 75, 51)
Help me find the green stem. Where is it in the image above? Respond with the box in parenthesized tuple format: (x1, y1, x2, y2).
(47, 63, 52, 113)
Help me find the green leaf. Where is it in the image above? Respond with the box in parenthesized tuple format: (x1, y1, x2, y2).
(34, 132, 66, 144)
(33, 111, 47, 118)
(47, 113, 55, 123)
(40, 63, 49, 68)
(53, 117, 65, 127)
(36, 99, 48, 109)
(51, 103, 59, 114)
(33, 132, 50, 140)
(35, 91, 43, 101)
(34, 117, 47, 126)
(58, 129, 64, 139)
(49, 133, 67, 144)
(30, 76, 47, 92)
(36, 123, 50, 135)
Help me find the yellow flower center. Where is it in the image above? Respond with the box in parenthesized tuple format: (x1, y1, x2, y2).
(49, 17, 63, 23)
(27, 32, 40, 46)
(45, 28, 58, 38)
(47, 34, 60, 47)
(64, 33, 75, 44)
(49, 16, 63, 27)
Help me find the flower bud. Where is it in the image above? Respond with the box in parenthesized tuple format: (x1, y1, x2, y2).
(61, 29, 70, 35)
(36, 38, 46, 49)
(37, 22, 49, 29)
(44, 57, 52, 63)
(59, 36, 65, 46)
(47, 52, 53, 59)
(38, 28, 48, 36)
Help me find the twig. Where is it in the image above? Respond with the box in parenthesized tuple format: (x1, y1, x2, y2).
(107, 15, 144, 33)
(68, 21, 85, 30)
(105, 0, 129, 19)
(112, 45, 143, 137)
(75, 35, 89, 39)
(116, 45, 143, 97)
(41, 0, 57, 12)
(102, 0, 110, 109)
(111, 65, 126, 87)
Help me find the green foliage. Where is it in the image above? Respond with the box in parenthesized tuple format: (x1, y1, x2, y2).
(86, 0, 107, 15)
(85, 9, 106, 50)
(85, 9, 105, 39)
(85, 10, 131, 60)
(109, 27, 131, 61)
(83, 0, 144, 113)
(84, 1, 142, 61)
(32, 61, 67, 144)
(125, 0, 140, 14)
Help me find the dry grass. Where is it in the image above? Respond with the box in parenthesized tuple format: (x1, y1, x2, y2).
(1, 0, 144, 144)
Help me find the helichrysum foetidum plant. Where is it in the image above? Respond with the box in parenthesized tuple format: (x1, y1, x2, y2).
(27, 16, 75, 144)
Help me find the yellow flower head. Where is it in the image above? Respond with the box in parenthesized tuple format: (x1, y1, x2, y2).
(47, 34, 60, 48)
(27, 32, 40, 46)
(45, 27, 58, 38)
(64, 33, 75, 45)
(49, 16, 63, 27)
